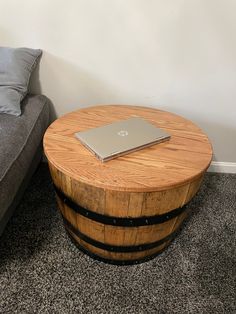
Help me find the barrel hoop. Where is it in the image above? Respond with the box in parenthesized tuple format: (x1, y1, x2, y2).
(54, 184, 186, 226)
(62, 214, 179, 253)
(66, 229, 172, 266)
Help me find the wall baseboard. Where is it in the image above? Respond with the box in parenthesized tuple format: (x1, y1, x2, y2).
(208, 161, 236, 174)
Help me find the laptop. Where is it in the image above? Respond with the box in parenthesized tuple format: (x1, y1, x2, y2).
(75, 117, 170, 162)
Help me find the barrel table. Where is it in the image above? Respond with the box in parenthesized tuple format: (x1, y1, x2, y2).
(43, 105, 212, 265)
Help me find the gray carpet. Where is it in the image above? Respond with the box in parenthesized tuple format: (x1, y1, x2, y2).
(0, 163, 235, 314)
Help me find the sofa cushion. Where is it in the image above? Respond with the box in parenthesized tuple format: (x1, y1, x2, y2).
(0, 95, 50, 223)
(0, 47, 42, 116)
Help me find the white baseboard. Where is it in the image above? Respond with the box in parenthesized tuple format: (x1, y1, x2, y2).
(208, 161, 236, 174)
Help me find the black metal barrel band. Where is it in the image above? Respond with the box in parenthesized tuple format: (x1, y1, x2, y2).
(66, 231, 170, 266)
(62, 215, 179, 253)
(54, 184, 187, 227)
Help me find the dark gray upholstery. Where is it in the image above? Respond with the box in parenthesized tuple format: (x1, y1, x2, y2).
(0, 94, 50, 234)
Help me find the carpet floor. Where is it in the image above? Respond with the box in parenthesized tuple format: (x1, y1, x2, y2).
(0, 163, 235, 314)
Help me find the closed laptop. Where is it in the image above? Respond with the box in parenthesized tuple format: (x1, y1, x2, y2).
(75, 117, 170, 162)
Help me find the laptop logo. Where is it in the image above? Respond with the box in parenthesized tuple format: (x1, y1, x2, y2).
(117, 130, 128, 137)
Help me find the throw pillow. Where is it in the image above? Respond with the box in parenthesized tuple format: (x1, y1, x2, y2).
(0, 47, 42, 116)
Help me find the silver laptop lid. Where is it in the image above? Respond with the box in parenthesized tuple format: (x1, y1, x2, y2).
(75, 117, 170, 161)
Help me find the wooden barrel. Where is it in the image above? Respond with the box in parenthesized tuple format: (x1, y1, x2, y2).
(44, 105, 212, 265)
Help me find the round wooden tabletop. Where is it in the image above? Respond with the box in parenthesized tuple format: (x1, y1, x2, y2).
(43, 105, 212, 192)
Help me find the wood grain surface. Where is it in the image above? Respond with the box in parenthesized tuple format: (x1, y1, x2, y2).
(48, 162, 202, 262)
(44, 105, 212, 262)
(44, 105, 212, 192)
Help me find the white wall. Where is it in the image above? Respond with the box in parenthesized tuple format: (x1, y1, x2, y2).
(1, 0, 236, 164)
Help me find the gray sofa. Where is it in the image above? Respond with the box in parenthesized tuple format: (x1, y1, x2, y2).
(0, 94, 50, 235)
